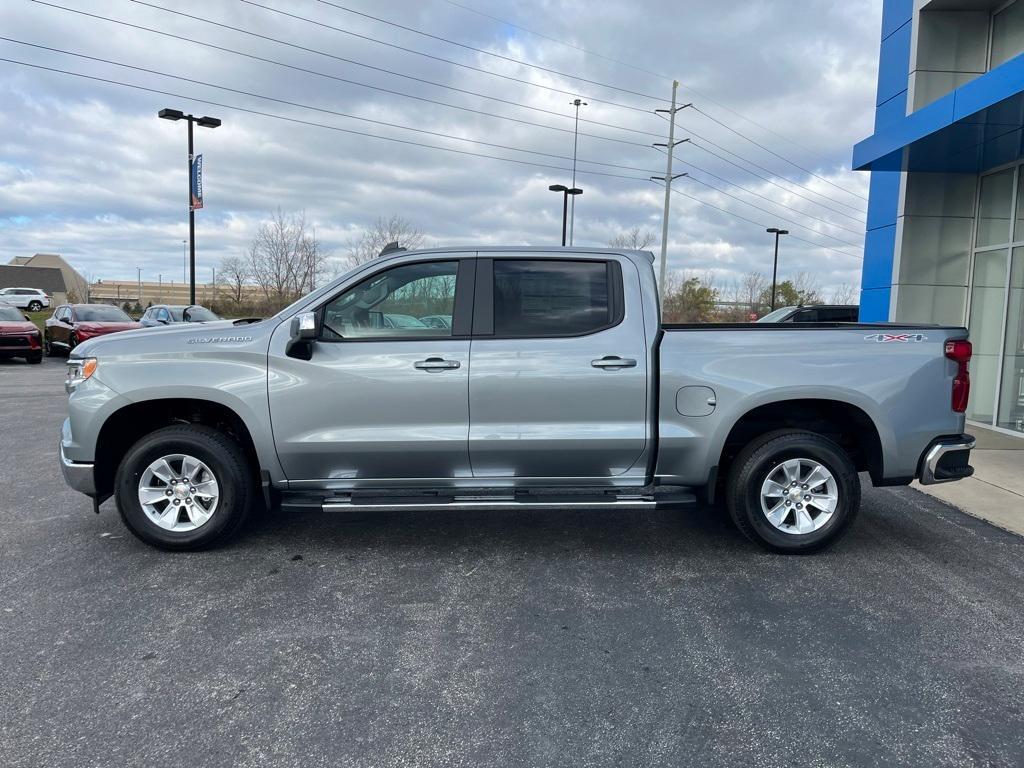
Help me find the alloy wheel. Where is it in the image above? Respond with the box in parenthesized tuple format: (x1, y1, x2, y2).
(759, 457, 839, 535)
(137, 453, 220, 532)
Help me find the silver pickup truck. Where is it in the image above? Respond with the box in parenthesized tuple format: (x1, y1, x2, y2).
(59, 247, 975, 553)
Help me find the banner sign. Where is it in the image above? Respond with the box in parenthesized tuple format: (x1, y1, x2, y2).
(190, 154, 204, 210)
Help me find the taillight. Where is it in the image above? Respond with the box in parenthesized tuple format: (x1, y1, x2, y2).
(945, 339, 972, 413)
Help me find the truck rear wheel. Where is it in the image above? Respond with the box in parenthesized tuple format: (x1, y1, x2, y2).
(114, 424, 255, 550)
(725, 430, 860, 554)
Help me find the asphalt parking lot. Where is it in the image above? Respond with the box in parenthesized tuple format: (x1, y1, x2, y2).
(1, 358, 1023, 768)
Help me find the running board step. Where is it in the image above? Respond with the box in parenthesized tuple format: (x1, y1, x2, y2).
(285, 491, 696, 513)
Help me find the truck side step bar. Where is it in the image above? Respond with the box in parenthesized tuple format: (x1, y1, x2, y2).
(279, 489, 697, 514)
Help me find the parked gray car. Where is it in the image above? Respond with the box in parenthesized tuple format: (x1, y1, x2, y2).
(138, 304, 220, 327)
(58, 247, 975, 553)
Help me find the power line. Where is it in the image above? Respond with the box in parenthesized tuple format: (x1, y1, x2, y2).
(0, 56, 652, 182)
(0, 37, 665, 171)
(437, 0, 870, 199)
(311, 0, 667, 103)
(657, 112, 866, 215)
(126, 0, 659, 117)
(34, 2, 663, 146)
(689, 105, 868, 202)
(670, 188, 863, 261)
(655, 147, 865, 238)
(686, 139, 866, 223)
(682, 175, 863, 249)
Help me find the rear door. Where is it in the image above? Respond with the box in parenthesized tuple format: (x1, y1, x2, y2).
(467, 254, 650, 480)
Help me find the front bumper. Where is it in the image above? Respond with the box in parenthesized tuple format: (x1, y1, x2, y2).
(918, 434, 975, 485)
(59, 441, 95, 496)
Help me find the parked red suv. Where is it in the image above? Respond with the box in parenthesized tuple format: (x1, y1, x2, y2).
(0, 302, 42, 364)
(44, 304, 141, 356)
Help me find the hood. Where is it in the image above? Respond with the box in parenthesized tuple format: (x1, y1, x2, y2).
(72, 317, 273, 358)
(0, 321, 39, 334)
(76, 321, 142, 334)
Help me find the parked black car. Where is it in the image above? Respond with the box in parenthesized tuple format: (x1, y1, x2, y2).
(756, 305, 859, 323)
(139, 305, 220, 327)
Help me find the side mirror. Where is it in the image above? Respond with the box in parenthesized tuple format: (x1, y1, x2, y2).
(158, 318, 169, 325)
(286, 311, 317, 360)
(291, 312, 317, 340)
(24, 314, 31, 321)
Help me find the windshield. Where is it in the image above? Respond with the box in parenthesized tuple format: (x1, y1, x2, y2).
(171, 306, 219, 322)
(755, 306, 796, 323)
(0, 306, 25, 321)
(75, 306, 132, 322)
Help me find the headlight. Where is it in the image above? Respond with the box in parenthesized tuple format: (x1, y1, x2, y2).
(65, 357, 98, 394)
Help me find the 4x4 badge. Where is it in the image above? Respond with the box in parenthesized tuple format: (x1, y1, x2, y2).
(864, 333, 928, 343)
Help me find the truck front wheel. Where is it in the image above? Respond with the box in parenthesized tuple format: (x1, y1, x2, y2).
(725, 430, 860, 554)
(114, 424, 255, 550)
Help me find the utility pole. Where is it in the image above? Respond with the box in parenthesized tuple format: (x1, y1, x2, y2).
(548, 184, 583, 246)
(568, 98, 587, 246)
(651, 81, 691, 300)
(182, 239, 187, 283)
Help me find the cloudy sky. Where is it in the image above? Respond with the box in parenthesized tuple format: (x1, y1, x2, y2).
(0, 0, 881, 296)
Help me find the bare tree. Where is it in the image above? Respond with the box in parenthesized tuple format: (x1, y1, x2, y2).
(344, 215, 426, 269)
(219, 255, 250, 304)
(607, 227, 657, 251)
(830, 282, 859, 304)
(741, 271, 769, 311)
(248, 209, 328, 307)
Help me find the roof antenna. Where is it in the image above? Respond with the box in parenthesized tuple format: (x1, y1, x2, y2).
(379, 241, 406, 257)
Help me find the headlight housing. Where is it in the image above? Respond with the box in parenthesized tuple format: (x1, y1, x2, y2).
(65, 357, 98, 394)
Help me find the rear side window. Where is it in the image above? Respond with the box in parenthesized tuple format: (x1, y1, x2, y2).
(492, 259, 617, 337)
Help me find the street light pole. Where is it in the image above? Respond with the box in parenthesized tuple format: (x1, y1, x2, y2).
(766, 227, 789, 311)
(159, 108, 221, 306)
(568, 98, 586, 246)
(548, 184, 583, 246)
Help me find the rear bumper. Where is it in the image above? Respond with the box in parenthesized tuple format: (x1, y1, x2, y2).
(918, 434, 975, 485)
(59, 441, 95, 496)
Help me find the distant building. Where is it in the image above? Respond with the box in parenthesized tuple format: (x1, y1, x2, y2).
(0, 264, 67, 304)
(89, 279, 264, 307)
(7, 253, 88, 304)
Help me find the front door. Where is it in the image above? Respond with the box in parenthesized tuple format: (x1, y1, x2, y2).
(467, 255, 650, 480)
(268, 257, 475, 485)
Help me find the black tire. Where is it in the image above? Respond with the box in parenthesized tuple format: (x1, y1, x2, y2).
(26, 352, 42, 365)
(115, 424, 256, 550)
(725, 430, 860, 554)
(44, 333, 55, 356)
(27, 301, 42, 312)
(67, 333, 77, 356)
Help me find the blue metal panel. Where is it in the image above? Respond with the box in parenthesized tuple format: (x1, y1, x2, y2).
(862, 225, 898, 291)
(866, 172, 900, 231)
(877, 21, 912, 106)
(880, 0, 913, 42)
(854, 54, 1024, 173)
(859, 287, 892, 322)
(875, 91, 907, 131)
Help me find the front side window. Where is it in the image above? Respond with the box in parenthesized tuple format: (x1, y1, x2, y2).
(321, 261, 459, 340)
(492, 259, 614, 336)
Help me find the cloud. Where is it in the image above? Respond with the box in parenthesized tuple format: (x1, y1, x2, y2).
(0, 0, 878, 294)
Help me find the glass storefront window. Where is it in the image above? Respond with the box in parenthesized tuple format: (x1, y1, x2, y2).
(997, 247, 1024, 431)
(976, 168, 1014, 247)
(991, 0, 1024, 70)
(967, 249, 1009, 423)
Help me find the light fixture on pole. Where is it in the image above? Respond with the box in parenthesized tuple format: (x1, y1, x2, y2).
(766, 228, 789, 311)
(158, 108, 221, 305)
(568, 98, 587, 246)
(548, 184, 583, 246)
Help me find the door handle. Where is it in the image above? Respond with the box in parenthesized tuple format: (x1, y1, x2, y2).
(414, 357, 461, 371)
(591, 356, 637, 369)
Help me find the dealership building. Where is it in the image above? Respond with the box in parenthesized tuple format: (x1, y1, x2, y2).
(855, 0, 1024, 435)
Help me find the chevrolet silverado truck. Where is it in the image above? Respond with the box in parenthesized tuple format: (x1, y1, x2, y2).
(58, 247, 976, 553)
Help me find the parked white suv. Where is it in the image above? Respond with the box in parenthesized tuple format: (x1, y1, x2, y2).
(0, 287, 51, 311)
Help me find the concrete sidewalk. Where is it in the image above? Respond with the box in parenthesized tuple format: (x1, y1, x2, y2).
(913, 424, 1024, 536)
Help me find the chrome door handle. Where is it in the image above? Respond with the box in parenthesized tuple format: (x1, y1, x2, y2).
(414, 357, 461, 371)
(591, 356, 637, 369)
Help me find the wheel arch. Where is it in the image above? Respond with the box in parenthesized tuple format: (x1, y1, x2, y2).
(93, 397, 273, 501)
(715, 397, 885, 489)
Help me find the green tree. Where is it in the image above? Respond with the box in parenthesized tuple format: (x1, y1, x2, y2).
(662, 273, 718, 323)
